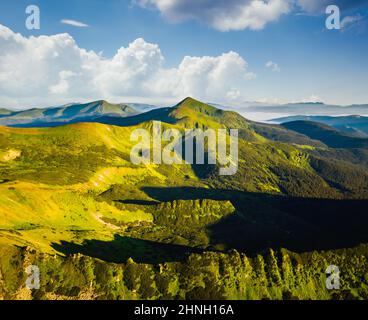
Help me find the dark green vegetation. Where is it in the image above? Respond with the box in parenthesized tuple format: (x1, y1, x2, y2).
(1, 244, 367, 300)
(0, 97, 367, 300)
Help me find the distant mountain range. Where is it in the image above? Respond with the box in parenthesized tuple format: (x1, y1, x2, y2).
(0, 108, 13, 116)
(272, 115, 368, 138)
(282, 120, 368, 149)
(209, 102, 368, 149)
(2, 99, 368, 150)
(3, 100, 368, 127)
(2, 97, 368, 150)
(243, 102, 368, 117)
(125, 103, 158, 113)
(0, 100, 158, 127)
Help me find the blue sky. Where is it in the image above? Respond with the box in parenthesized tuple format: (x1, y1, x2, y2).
(0, 0, 367, 108)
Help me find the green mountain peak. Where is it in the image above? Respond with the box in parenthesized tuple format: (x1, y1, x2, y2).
(174, 97, 218, 114)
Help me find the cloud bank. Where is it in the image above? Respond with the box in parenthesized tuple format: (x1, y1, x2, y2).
(136, 0, 293, 31)
(136, 0, 367, 31)
(0, 25, 254, 108)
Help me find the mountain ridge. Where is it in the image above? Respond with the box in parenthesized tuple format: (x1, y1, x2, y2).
(282, 120, 368, 149)
(272, 115, 368, 138)
(0, 100, 140, 127)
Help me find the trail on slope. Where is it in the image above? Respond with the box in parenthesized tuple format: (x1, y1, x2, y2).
(92, 212, 120, 230)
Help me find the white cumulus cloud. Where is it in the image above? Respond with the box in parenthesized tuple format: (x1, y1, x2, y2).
(0, 24, 255, 108)
(135, 0, 368, 30)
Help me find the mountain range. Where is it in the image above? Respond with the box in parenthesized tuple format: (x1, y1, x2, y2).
(243, 102, 368, 117)
(272, 115, 368, 138)
(0, 97, 368, 300)
(0, 100, 150, 127)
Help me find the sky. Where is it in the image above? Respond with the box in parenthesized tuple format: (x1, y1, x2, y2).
(0, 0, 367, 109)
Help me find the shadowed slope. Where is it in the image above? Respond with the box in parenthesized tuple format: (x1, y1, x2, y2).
(139, 186, 368, 253)
(52, 234, 203, 264)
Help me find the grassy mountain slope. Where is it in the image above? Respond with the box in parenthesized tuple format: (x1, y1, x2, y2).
(96, 98, 264, 143)
(0, 98, 368, 300)
(1, 98, 368, 249)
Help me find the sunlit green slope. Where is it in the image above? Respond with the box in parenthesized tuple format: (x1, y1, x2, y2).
(1, 97, 368, 253)
(0, 97, 367, 300)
